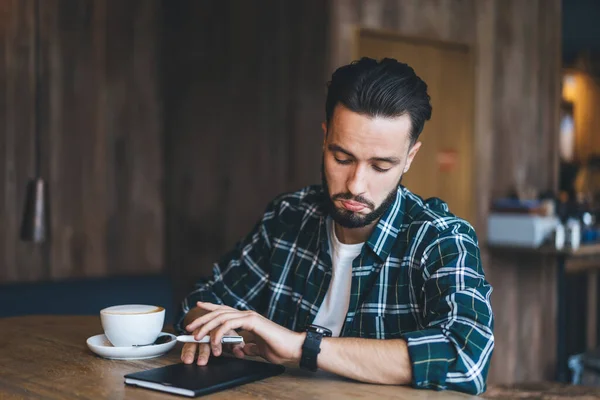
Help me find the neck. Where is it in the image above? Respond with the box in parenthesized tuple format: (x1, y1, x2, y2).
(334, 220, 378, 245)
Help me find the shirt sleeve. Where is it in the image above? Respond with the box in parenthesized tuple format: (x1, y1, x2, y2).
(173, 201, 276, 334)
(401, 222, 494, 395)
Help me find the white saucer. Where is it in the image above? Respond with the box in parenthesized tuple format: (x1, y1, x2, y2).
(86, 332, 177, 360)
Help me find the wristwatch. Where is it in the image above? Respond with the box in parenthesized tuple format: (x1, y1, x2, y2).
(300, 324, 332, 372)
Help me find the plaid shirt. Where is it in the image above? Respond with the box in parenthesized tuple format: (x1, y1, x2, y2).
(175, 185, 494, 395)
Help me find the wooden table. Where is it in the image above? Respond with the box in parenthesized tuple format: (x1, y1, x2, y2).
(0, 316, 478, 399)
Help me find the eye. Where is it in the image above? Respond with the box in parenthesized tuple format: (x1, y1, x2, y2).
(334, 157, 352, 165)
(372, 165, 391, 173)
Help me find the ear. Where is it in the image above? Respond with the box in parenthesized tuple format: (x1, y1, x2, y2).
(321, 121, 327, 148)
(403, 141, 422, 173)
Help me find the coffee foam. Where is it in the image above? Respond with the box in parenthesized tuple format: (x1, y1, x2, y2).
(101, 304, 164, 315)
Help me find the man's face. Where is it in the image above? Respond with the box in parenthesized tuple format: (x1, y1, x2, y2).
(322, 104, 421, 229)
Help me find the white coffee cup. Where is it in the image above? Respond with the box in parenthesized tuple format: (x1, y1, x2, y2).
(100, 304, 165, 347)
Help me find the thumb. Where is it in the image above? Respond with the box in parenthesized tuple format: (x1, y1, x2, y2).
(242, 343, 260, 357)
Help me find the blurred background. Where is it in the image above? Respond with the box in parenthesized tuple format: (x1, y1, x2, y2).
(1, 0, 600, 389)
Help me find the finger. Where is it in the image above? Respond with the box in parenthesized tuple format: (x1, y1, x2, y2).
(181, 343, 197, 364)
(196, 301, 228, 312)
(194, 312, 247, 341)
(185, 309, 233, 332)
(222, 329, 244, 354)
(200, 320, 242, 357)
(211, 337, 223, 357)
(242, 343, 260, 357)
(211, 316, 255, 349)
(232, 346, 245, 359)
(186, 309, 240, 333)
(209, 326, 237, 357)
(197, 343, 211, 366)
(228, 326, 246, 359)
(225, 342, 246, 358)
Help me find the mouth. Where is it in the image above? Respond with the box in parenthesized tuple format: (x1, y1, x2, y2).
(339, 200, 367, 212)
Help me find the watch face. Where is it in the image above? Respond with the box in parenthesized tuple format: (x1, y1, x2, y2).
(308, 324, 333, 337)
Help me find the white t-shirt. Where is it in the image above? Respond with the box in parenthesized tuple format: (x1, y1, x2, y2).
(312, 217, 364, 337)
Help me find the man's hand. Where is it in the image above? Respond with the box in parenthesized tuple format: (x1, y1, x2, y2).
(180, 328, 245, 365)
(186, 301, 305, 365)
(183, 303, 413, 386)
(180, 306, 245, 366)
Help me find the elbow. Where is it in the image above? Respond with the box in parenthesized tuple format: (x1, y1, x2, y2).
(445, 334, 495, 395)
(446, 374, 489, 396)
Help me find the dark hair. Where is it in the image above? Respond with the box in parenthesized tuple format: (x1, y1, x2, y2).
(325, 57, 432, 143)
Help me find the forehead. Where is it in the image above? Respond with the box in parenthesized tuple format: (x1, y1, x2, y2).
(328, 105, 412, 156)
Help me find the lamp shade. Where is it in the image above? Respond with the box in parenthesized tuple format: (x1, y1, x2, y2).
(20, 178, 49, 243)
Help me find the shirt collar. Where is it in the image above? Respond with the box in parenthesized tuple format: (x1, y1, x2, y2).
(366, 186, 406, 261)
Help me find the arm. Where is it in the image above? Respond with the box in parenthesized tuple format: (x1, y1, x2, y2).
(313, 223, 493, 392)
(400, 223, 494, 395)
(317, 338, 412, 384)
(189, 305, 413, 384)
(188, 306, 409, 385)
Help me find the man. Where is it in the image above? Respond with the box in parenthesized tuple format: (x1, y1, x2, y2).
(175, 57, 494, 395)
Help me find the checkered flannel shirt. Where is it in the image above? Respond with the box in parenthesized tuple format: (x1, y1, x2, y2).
(175, 185, 494, 395)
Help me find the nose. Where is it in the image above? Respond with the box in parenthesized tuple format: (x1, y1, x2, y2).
(346, 163, 368, 198)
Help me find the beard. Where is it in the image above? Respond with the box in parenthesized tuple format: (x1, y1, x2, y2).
(321, 159, 401, 229)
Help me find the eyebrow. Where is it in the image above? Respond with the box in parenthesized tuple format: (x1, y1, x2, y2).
(327, 144, 401, 164)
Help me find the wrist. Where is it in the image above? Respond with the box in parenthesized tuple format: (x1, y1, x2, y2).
(293, 332, 307, 363)
(299, 325, 332, 371)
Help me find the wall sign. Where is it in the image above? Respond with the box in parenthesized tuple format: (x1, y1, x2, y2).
(437, 149, 458, 172)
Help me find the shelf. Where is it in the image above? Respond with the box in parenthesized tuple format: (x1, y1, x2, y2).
(487, 242, 600, 257)
(487, 242, 600, 273)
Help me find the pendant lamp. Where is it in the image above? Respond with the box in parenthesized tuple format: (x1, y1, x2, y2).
(20, 0, 49, 243)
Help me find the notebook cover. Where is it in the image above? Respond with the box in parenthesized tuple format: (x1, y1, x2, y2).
(124, 357, 285, 397)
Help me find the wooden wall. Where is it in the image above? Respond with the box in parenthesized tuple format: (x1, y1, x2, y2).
(329, 0, 562, 384)
(161, 0, 330, 301)
(0, 0, 164, 282)
(1, 0, 564, 386)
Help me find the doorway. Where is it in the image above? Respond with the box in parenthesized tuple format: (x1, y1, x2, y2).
(356, 29, 475, 223)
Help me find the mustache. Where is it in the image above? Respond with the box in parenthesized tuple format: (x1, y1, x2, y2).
(331, 192, 375, 210)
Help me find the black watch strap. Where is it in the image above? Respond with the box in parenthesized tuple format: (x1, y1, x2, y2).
(300, 330, 323, 372)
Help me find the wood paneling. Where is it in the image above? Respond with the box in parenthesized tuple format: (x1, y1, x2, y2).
(0, 0, 48, 282)
(162, 0, 330, 300)
(487, 0, 562, 384)
(329, 0, 562, 384)
(491, 0, 560, 198)
(0, 0, 163, 282)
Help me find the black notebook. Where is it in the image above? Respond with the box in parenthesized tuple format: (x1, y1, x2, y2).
(124, 357, 285, 397)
